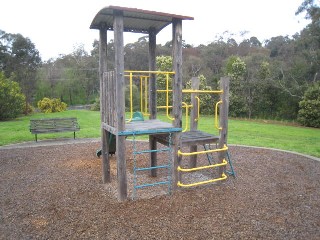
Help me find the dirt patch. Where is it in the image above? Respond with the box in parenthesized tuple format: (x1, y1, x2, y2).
(1, 141, 320, 239)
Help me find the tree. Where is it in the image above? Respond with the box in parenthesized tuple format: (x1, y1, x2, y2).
(0, 72, 25, 120)
(156, 55, 173, 108)
(224, 56, 247, 117)
(0, 31, 41, 111)
(297, 82, 320, 128)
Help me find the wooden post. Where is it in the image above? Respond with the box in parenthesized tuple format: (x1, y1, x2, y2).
(218, 77, 230, 176)
(148, 28, 158, 177)
(148, 28, 157, 120)
(99, 27, 110, 183)
(172, 19, 183, 188)
(189, 76, 200, 168)
(114, 10, 127, 201)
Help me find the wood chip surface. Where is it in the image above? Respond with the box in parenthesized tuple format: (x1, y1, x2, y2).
(1, 141, 320, 239)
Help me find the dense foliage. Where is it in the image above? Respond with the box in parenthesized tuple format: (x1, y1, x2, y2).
(0, 72, 25, 120)
(0, 30, 41, 113)
(37, 97, 67, 113)
(298, 82, 320, 127)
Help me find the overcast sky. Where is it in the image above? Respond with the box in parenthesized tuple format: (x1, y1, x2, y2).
(0, 0, 310, 61)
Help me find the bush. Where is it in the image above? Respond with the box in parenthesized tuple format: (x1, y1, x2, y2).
(91, 97, 100, 111)
(0, 72, 26, 120)
(297, 82, 320, 128)
(37, 97, 67, 113)
(23, 103, 35, 115)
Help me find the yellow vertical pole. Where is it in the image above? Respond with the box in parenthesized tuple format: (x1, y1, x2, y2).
(140, 76, 143, 113)
(144, 76, 148, 114)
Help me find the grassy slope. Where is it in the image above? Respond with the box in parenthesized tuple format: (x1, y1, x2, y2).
(0, 110, 319, 157)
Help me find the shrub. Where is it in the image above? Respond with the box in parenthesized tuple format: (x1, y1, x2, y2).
(297, 82, 320, 128)
(37, 97, 67, 113)
(0, 72, 26, 120)
(91, 97, 100, 111)
(23, 103, 35, 115)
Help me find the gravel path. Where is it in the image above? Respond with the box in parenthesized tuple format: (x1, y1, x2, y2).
(1, 140, 320, 239)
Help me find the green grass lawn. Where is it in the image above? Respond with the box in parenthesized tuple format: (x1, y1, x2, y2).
(1, 110, 319, 158)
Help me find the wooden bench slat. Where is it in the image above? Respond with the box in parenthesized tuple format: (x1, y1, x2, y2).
(30, 117, 80, 141)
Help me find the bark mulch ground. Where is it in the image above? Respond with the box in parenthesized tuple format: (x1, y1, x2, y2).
(1, 140, 320, 239)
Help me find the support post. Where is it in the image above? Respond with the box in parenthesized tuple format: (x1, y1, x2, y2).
(148, 28, 158, 177)
(99, 27, 110, 183)
(172, 19, 183, 188)
(189, 76, 200, 168)
(218, 77, 230, 176)
(114, 10, 127, 201)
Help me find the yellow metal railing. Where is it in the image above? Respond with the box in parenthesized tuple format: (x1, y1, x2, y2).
(178, 158, 228, 172)
(140, 75, 149, 116)
(178, 144, 228, 156)
(177, 158, 228, 187)
(125, 70, 175, 122)
(177, 173, 227, 187)
(215, 100, 223, 130)
(126, 71, 134, 122)
(182, 102, 189, 132)
(165, 73, 174, 121)
(195, 96, 200, 122)
(125, 71, 224, 128)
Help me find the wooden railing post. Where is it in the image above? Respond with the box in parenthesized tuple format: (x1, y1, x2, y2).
(218, 77, 230, 176)
(189, 76, 200, 168)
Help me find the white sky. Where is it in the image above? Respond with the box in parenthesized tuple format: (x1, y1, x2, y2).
(0, 0, 310, 61)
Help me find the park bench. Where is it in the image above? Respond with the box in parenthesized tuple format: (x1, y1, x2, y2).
(30, 117, 80, 142)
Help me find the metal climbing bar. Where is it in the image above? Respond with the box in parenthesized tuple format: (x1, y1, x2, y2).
(178, 144, 228, 156)
(132, 132, 173, 199)
(177, 173, 227, 187)
(124, 70, 175, 122)
(204, 144, 236, 177)
(134, 181, 171, 189)
(178, 158, 227, 172)
(226, 151, 236, 177)
(133, 148, 171, 155)
(215, 100, 223, 130)
(135, 165, 171, 171)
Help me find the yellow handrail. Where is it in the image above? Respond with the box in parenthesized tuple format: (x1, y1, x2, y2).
(140, 76, 143, 114)
(166, 73, 174, 121)
(195, 96, 200, 122)
(178, 158, 227, 172)
(126, 72, 134, 123)
(182, 102, 189, 132)
(178, 144, 228, 156)
(182, 89, 223, 94)
(144, 76, 148, 114)
(177, 173, 227, 187)
(157, 105, 192, 109)
(125, 70, 175, 74)
(215, 100, 223, 130)
(157, 89, 223, 94)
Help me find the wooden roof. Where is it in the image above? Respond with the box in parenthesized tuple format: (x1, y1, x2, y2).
(90, 5, 194, 34)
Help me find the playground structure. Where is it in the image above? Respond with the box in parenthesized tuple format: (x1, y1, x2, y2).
(90, 6, 233, 201)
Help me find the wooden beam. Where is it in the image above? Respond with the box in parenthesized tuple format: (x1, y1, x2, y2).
(99, 27, 110, 183)
(148, 28, 157, 120)
(218, 77, 230, 176)
(189, 77, 200, 168)
(172, 18, 183, 188)
(148, 28, 158, 177)
(114, 10, 127, 201)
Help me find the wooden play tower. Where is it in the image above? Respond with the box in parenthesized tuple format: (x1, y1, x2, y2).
(90, 6, 231, 201)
